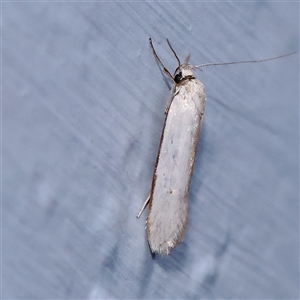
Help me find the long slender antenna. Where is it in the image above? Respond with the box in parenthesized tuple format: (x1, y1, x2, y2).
(149, 38, 174, 81)
(195, 52, 297, 68)
(166, 39, 181, 67)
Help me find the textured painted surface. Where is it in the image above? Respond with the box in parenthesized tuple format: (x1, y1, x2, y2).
(2, 2, 299, 299)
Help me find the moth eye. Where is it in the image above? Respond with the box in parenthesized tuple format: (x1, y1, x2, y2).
(174, 72, 182, 83)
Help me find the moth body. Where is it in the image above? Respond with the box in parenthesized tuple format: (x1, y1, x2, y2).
(147, 68, 206, 255)
(136, 39, 207, 256)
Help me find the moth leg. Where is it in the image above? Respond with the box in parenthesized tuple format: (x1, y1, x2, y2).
(165, 94, 173, 114)
(136, 194, 150, 218)
(165, 87, 178, 114)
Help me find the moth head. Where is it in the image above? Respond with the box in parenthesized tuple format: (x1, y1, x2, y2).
(173, 65, 195, 84)
(149, 38, 196, 85)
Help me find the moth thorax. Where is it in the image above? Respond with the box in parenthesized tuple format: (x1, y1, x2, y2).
(173, 65, 195, 83)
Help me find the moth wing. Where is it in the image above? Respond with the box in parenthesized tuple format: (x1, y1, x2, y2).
(147, 79, 206, 255)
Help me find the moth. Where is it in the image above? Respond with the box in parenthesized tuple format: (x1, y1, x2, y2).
(137, 38, 295, 256)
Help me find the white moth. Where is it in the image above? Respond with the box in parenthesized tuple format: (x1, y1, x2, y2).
(137, 38, 295, 257)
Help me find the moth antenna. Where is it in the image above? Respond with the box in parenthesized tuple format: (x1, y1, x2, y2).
(195, 52, 297, 69)
(149, 38, 174, 81)
(166, 39, 181, 68)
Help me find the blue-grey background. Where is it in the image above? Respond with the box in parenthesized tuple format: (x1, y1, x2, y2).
(2, 2, 299, 299)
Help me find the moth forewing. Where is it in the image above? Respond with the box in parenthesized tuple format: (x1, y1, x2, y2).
(146, 63, 206, 256)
